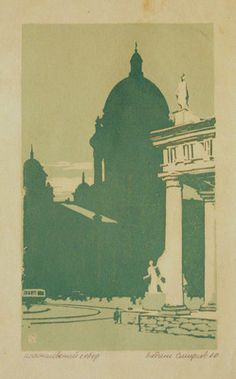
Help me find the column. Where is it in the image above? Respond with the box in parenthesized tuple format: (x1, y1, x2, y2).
(94, 151, 102, 185)
(161, 176, 190, 315)
(200, 192, 216, 311)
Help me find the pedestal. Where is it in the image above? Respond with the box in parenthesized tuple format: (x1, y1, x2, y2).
(142, 292, 165, 311)
(161, 304, 191, 316)
(173, 109, 200, 126)
(200, 303, 216, 312)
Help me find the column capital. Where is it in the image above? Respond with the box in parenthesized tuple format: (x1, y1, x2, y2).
(199, 191, 215, 203)
(163, 175, 182, 189)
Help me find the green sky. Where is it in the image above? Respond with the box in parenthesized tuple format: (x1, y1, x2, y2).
(22, 24, 213, 200)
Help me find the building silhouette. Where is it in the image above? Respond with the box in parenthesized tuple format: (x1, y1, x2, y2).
(23, 47, 205, 300)
(73, 172, 90, 207)
(23, 145, 54, 205)
(23, 147, 54, 290)
(89, 44, 172, 224)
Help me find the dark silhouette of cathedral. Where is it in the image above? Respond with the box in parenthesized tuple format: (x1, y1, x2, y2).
(23, 46, 205, 300)
(89, 44, 172, 224)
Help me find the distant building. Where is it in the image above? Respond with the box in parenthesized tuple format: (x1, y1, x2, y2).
(23, 146, 54, 290)
(73, 172, 90, 205)
(23, 146, 54, 205)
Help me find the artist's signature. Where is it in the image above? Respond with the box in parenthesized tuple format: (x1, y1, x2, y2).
(146, 351, 219, 360)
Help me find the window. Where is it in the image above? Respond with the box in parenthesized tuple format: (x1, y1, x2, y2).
(183, 143, 194, 161)
(202, 139, 213, 159)
(183, 144, 190, 160)
(190, 144, 194, 159)
(169, 147, 176, 163)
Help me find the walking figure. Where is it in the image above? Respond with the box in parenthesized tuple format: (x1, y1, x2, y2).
(113, 307, 121, 324)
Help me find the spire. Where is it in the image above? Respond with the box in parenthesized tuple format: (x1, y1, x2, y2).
(129, 42, 143, 79)
(82, 172, 85, 184)
(30, 145, 34, 160)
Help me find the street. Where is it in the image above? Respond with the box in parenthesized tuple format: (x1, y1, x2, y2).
(22, 301, 217, 351)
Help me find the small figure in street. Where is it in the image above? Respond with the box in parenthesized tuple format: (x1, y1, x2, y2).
(113, 307, 121, 324)
(130, 295, 136, 305)
(138, 313, 142, 332)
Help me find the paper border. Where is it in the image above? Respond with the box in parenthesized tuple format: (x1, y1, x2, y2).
(0, 1, 236, 378)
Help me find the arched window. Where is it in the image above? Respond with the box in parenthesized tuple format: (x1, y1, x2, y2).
(183, 144, 190, 160)
(170, 147, 176, 163)
(183, 143, 194, 161)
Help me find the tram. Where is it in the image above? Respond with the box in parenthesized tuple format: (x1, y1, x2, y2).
(22, 289, 46, 305)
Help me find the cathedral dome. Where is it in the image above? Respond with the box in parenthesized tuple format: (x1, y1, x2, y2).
(24, 157, 46, 174)
(74, 181, 90, 193)
(73, 172, 90, 204)
(102, 44, 171, 133)
(23, 146, 47, 189)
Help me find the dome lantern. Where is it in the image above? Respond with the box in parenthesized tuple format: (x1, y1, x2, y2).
(30, 144, 34, 160)
(129, 42, 143, 79)
(82, 171, 85, 184)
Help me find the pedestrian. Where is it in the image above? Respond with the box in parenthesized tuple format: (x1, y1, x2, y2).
(138, 313, 142, 332)
(113, 307, 121, 324)
(130, 296, 136, 305)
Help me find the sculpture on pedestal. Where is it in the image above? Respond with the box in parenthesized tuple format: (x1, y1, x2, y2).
(143, 259, 165, 294)
(176, 73, 189, 110)
(173, 74, 200, 125)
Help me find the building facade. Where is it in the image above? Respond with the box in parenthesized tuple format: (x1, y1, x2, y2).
(151, 109, 216, 314)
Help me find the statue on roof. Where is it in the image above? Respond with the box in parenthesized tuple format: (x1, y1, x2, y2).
(176, 74, 189, 110)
